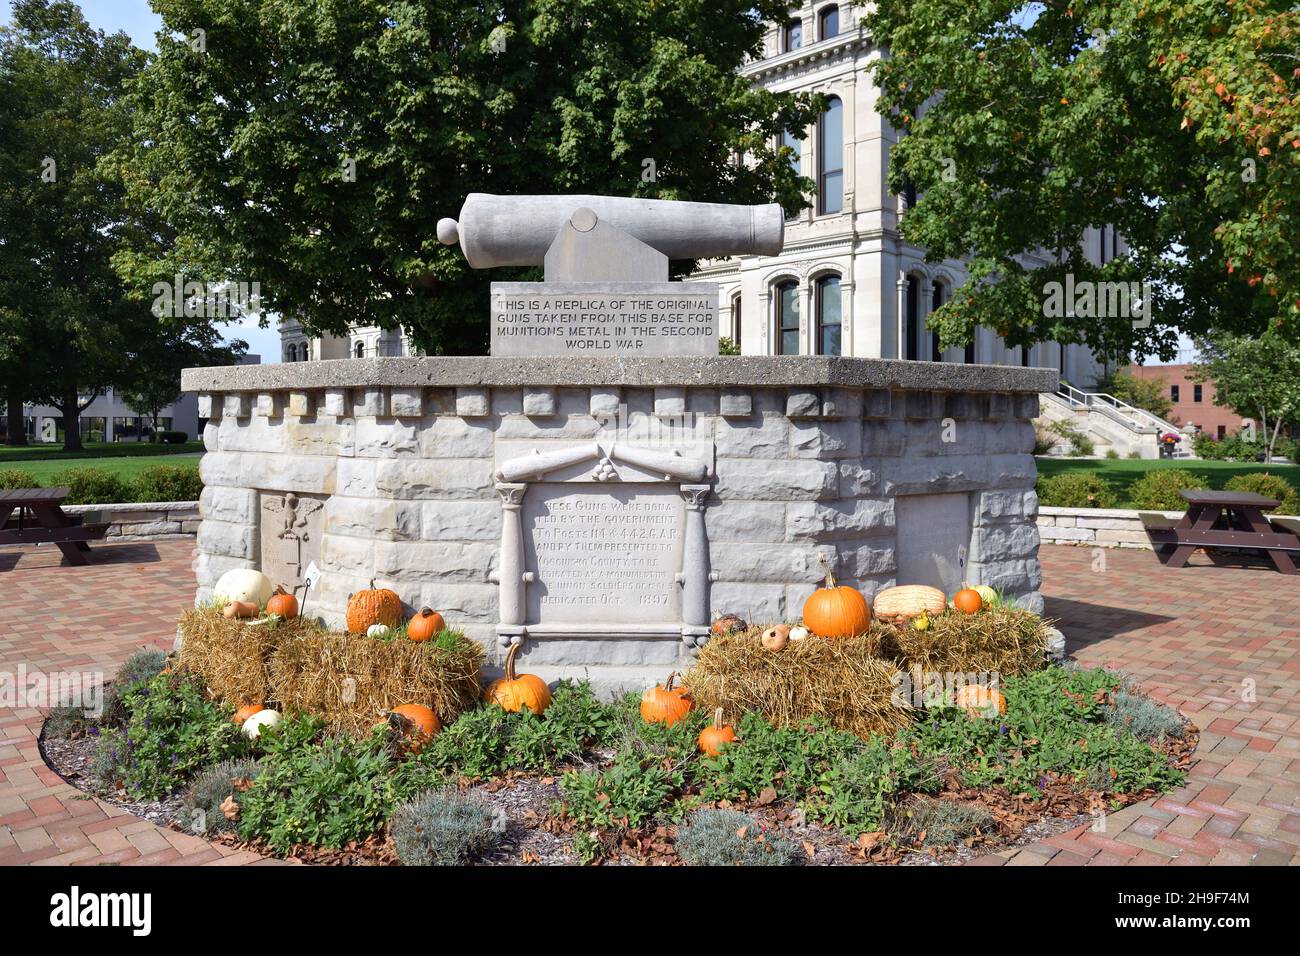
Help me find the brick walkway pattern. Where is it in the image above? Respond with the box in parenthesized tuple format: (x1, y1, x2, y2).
(1, 539, 1296, 865)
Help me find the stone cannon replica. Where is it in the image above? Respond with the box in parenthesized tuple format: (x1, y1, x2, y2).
(436, 193, 785, 270)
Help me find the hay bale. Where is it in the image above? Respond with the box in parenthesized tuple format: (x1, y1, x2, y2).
(684, 629, 911, 739)
(876, 608, 1049, 678)
(177, 608, 320, 706)
(268, 630, 484, 735)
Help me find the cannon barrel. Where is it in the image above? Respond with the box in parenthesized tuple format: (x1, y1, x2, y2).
(436, 193, 784, 268)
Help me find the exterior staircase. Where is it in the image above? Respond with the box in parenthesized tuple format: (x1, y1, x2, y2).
(1038, 384, 1192, 460)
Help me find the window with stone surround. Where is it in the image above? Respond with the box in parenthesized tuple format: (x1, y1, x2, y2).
(905, 275, 920, 361)
(731, 292, 743, 349)
(818, 96, 844, 214)
(783, 19, 802, 52)
(287, 343, 297, 362)
(930, 281, 946, 362)
(818, 5, 839, 39)
(776, 280, 800, 355)
(354, 340, 365, 358)
(815, 274, 841, 356)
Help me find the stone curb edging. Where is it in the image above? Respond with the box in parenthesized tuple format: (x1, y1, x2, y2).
(61, 500, 199, 540)
(1038, 504, 1299, 550)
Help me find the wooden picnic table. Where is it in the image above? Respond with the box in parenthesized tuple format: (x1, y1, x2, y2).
(1145, 488, 1299, 574)
(0, 487, 108, 567)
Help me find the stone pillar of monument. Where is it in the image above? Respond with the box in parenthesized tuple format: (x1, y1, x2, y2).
(496, 482, 528, 632)
(678, 483, 712, 646)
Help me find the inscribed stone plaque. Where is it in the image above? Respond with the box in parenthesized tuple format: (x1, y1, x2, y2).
(258, 491, 325, 587)
(523, 482, 684, 625)
(491, 282, 717, 357)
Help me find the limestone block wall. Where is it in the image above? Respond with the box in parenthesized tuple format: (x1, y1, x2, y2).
(184, 357, 1055, 682)
(62, 501, 200, 539)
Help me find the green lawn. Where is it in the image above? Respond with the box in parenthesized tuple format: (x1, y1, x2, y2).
(1, 453, 201, 484)
(1036, 457, 1300, 507)
(0, 440, 204, 462)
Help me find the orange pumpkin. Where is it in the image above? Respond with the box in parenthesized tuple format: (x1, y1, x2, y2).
(267, 585, 298, 620)
(640, 672, 694, 726)
(346, 580, 403, 634)
(802, 556, 871, 638)
(698, 707, 738, 757)
(232, 702, 264, 725)
(953, 588, 984, 614)
(484, 643, 552, 715)
(389, 703, 441, 752)
(406, 607, 446, 643)
(953, 685, 1006, 718)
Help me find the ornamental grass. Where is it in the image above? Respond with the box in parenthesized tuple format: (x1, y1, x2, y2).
(177, 608, 484, 735)
(684, 609, 1050, 739)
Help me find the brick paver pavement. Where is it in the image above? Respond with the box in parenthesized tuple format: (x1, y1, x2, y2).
(1, 538, 1296, 865)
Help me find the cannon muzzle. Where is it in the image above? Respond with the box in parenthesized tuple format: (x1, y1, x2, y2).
(436, 193, 784, 268)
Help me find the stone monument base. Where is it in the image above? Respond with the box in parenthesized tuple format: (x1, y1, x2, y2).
(183, 356, 1054, 695)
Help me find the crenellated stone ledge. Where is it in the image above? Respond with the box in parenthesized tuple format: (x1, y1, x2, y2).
(182, 355, 1059, 394)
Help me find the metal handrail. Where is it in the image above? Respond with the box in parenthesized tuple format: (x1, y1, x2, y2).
(1055, 383, 1172, 433)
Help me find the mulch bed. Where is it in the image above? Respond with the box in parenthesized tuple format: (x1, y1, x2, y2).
(39, 711, 1199, 867)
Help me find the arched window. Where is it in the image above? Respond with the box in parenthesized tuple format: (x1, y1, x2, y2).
(818, 97, 843, 215)
(815, 275, 841, 356)
(354, 340, 365, 359)
(731, 292, 743, 350)
(287, 343, 297, 362)
(904, 275, 920, 360)
(783, 19, 802, 52)
(964, 329, 976, 365)
(776, 281, 800, 355)
(818, 5, 839, 40)
(930, 282, 945, 362)
(301, 343, 310, 361)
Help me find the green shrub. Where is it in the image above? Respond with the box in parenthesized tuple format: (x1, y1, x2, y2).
(412, 680, 621, 779)
(1129, 469, 1209, 510)
(390, 788, 502, 865)
(890, 797, 994, 847)
(1035, 471, 1117, 508)
(0, 468, 39, 489)
(1032, 424, 1058, 456)
(100, 649, 168, 727)
(54, 467, 131, 504)
(908, 667, 1185, 797)
(1104, 449, 1120, 459)
(93, 673, 248, 799)
(1048, 420, 1094, 456)
(159, 430, 188, 444)
(179, 758, 262, 834)
(676, 809, 801, 866)
(559, 749, 685, 829)
(44, 704, 94, 739)
(132, 464, 202, 502)
(717, 336, 741, 356)
(238, 730, 394, 852)
(1223, 472, 1300, 515)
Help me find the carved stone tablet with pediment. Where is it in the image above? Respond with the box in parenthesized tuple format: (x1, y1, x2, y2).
(259, 491, 325, 587)
(523, 482, 684, 627)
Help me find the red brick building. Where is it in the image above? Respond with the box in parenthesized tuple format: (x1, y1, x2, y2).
(1127, 364, 1254, 438)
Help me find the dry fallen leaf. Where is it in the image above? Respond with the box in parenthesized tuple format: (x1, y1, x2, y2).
(755, 786, 778, 806)
(220, 795, 240, 822)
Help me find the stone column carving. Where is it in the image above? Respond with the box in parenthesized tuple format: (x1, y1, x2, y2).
(896, 271, 909, 360)
(496, 482, 529, 628)
(678, 483, 712, 645)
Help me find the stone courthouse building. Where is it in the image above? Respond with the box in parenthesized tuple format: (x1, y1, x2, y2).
(280, 2, 1112, 387)
(693, 2, 1111, 384)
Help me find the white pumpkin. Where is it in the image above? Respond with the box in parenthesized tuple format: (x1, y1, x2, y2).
(213, 568, 273, 608)
(241, 708, 281, 739)
(789, 625, 811, 641)
(367, 623, 391, 638)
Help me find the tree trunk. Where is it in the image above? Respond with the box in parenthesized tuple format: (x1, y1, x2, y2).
(1267, 417, 1284, 463)
(4, 386, 27, 446)
(59, 384, 83, 452)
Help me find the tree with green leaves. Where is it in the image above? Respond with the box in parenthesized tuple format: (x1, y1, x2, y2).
(1, 0, 246, 450)
(121, 318, 246, 441)
(865, 0, 1299, 360)
(1097, 369, 1174, 422)
(109, 0, 822, 355)
(1191, 331, 1300, 461)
